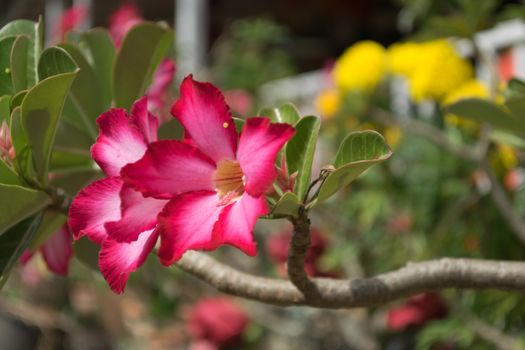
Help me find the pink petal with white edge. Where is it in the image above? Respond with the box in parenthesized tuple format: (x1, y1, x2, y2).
(158, 191, 223, 266)
(215, 193, 268, 256)
(99, 229, 158, 294)
(130, 96, 159, 143)
(41, 224, 73, 276)
(122, 140, 216, 199)
(68, 177, 123, 244)
(105, 185, 168, 242)
(91, 108, 148, 176)
(236, 118, 295, 196)
(171, 76, 237, 163)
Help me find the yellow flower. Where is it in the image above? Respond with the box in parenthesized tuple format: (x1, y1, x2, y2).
(388, 40, 473, 102)
(442, 80, 489, 130)
(333, 41, 387, 93)
(497, 144, 519, 171)
(315, 89, 340, 119)
(384, 126, 402, 148)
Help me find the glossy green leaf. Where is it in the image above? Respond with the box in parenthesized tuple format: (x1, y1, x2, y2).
(10, 106, 34, 180)
(0, 95, 10, 122)
(28, 210, 66, 250)
(50, 169, 100, 197)
(0, 159, 20, 185)
(286, 116, 320, 199)
(38, 46, 77, 79)
(271, 191, 301, 217)
(314, 131, 392, 205)
(10, 35, 29, 91)
(445, 98, 520, 135)
(0, 18, 43, 87)
(78, 29, 116, 109)
(0, 183, 48, 235)
(259, 103, 300, 125)
(504, 97, 525, 129)
(9, 89, 26, 110)
(58, 43, 103, 139)
(114, 23, 172, 109)
(0, 37, 16, 95)
(0, 213, 42, 290)
(50, 149, 93, 172)
(21, 71, 78, 184)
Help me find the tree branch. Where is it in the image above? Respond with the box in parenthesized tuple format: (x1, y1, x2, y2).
(177, 252, 525, 308)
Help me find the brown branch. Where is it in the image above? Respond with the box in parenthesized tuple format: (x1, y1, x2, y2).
(177, 252, 525, 309)
(286, 208, 320, 298)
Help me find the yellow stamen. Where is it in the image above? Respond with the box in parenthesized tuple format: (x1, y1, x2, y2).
(222, 122, 229, 128)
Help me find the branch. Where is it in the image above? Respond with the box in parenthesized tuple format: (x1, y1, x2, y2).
(177, 252, 525, 308)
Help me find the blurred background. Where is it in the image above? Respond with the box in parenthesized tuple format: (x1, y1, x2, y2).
(2, 0, 525, 349)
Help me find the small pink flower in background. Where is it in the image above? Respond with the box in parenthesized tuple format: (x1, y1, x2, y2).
(505, 168, 525, 192)
(147, 58, 176, 120)
(122, 76, 295, 266)
(223, 89, 253, 116)
(108, 1, 143, 47)
(53, 5, 89, 42)
(266, 226, 338, 277)
(186, 297, 249, 349)
(387, 293, 448, 332)
(21, 224, 73, 277)
(68, 97, 167, 294)
(0, 120, 15, 162)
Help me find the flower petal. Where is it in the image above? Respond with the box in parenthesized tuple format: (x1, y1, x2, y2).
(171, 76, 237, 162)
(99, 229, 158, 294)
(158, 191, 223, 266)
(130, 96, 159, 143)
(91, 108, 148, 176)
(215, 193, 268, 256)
(105, 185, 168, 242)
(122, 140, 216, 199)
(68, 177, 123, 244)
(237, 118, 295, 196)
(41, 224, 73, 276)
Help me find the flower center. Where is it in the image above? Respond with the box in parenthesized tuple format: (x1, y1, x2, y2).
(213, 159, 245, 203)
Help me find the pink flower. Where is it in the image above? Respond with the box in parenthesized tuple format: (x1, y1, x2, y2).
(147, 58, 176, 116)
(21, 224, 73, 276)
(122, 76, 295, 265)
(223, 89, 253, 116)
(68, 97, 167, 293)
(266, 226, 337, 277)
(53, 5, 89, 43)
(387, 293, 448, 332)
(186, 297, 249, 348)
(108, 1, 143, 47)
(0, 120, 15, 162)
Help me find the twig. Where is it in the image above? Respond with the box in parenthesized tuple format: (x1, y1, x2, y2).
(177, 252, 525, 309)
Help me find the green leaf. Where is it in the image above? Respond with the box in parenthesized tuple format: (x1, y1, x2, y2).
(271, 191, 301, 217)
(504, 97, 525, 129)
(0, 213, 42, 290)
(445, 98, 521, 135)
(0, 95, 10, 122)
(233, 117, 245, 133)
(0, 36, 16, 95)
(0, 183, 48, 235)
(78, 29, 116, 110)
(114, 23, 172, 109)
(9, 89, 26, 110)
(10, 35, 29, 91)
(0, 18, 43, 87)
(10, 106, 34, 180)
(314, 130, 392, 205)
(28, 210, 66, 250)
(285, 116, 320, 199)
(259, 103, 300, 125)
(21, 71, 78, 184)
(38, 46, 77, 79)
(0, 158, 21, 185)
(58, 43, 103, 139)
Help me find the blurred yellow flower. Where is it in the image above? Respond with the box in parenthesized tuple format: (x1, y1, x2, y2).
(387, 40, 473, 102)
(315, 89, 340, 119)
(333, 41, 387, 93)
(384, 126, 402, 148)
(497, 144, 519, 171)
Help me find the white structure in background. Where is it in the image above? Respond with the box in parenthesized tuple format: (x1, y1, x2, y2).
(44, 0, 63, 45)
(258, 19, 525, 115)
(175, 0, 207, 80)
(73, 0, 93, 31)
